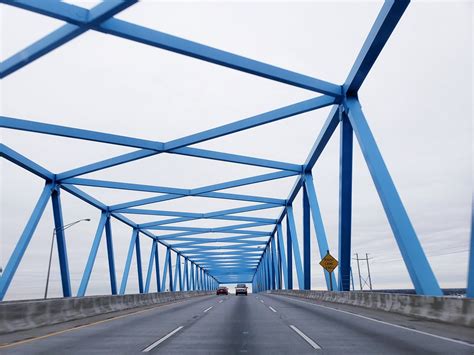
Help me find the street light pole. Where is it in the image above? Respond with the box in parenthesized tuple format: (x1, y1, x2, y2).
(44, 218, 90, 299)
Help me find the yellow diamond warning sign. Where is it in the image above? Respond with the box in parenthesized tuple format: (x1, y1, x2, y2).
(319, 253, 338, 273)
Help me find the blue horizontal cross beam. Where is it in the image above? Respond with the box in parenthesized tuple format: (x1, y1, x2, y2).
(0, 1, 137, 78)
(3, 0, 342, 97)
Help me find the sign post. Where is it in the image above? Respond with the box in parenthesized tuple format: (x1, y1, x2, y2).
(319, 250, 338, 291)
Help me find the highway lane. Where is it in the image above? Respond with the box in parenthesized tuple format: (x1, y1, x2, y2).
(1, 292, 473, 354)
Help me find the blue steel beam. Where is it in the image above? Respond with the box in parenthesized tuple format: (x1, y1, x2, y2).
(3, 0, 341, 96)
(165, 96, 336, 151)
(98, 19, 341, 96)
(302, 185, 311, 290)
(144, 240, 157, 293)
(304, 173, 336, 289)
(0, 1, 137, 78)
(135, 233, 144, 293)
(1, 117, 301, 178)
(168, 248, 174, 291)
(155, 241, 161, 292)
(161, 247, 170, 292)
(286, 218, 293, 290)
(304, 106, 340, 172)
(119, 228, 139, 295)
(271, 236, 279, 289)
(62, 170, 296, 199)
(344, 0, 410, 95)
(122, 204, 279, 222)
(276, 223, 288, 289)
(338, 112, 353, 291)
(149, 221, 271, 232)
(0, 144, 54, 181)
(140, 215, 277, 228)
(1, 0, 89, 24)
(286, 206, 305, 288)
(0, 183, 53, 300)
(110, 191, 285, 211)
(345, 97, 441, 295)
(77, 212, 107, 297)
(51, 188, 72, 297)
(104, 217, 118, 295)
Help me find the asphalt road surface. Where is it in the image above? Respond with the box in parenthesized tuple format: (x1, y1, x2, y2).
(0, 293, 473, 354)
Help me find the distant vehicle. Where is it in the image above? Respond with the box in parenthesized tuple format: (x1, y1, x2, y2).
(235, 284, 248, 296)
(216, 286, 229, 295)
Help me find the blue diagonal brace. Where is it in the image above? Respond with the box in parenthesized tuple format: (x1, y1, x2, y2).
(276, 223, 288, 289)
(119, 228, 139, 295)
(344, 0, 410, 95)
(0, 1, 137, 78)
(345, 97, 441, 296)
(286, 205, 305, 288)
(304, 173, 336, 289)
(0, 183, 53, 300)
(161, 247, 170, 292)
(77, 211, 107, 297)
(145, 240, 157, 293)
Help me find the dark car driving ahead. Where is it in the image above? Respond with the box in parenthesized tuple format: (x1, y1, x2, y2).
(216, 286, 229, 295)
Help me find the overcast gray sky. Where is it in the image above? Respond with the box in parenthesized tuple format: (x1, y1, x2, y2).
(1, 0, 472, 300)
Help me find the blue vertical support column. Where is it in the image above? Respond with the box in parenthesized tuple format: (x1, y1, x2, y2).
(467, 200, 474, 298)
(177, 254, 183, 291)
(161, 247, 170, 292)
(145, 240, 157, 293)
(104, 216, 117, 295)
(267, 248, 273, 289)
(338, 110, 353, 291)
(168, 248, 174, 292)
(271, 235, 280, 289)
(287, 205, 305, 289)
(303, 186, 311, 290)
(154, 240, 161, 292)
(196, 267, 200, 290)
(119, 227, 138, 295)
(286, 217, 293, 289)
(304, 174, 337, 289)
(78, 212, 108, 296)
(51, 187, 72, 297)
(173, 254, 179, 290)
(277, 223, 288, 289)
(199, 268, 203, 290)
(345, 98, 442, 295)
(135, 231, 144, 293)
(190, 262, 195, 290)
(184, 258, 189, 291)
(0, 183, 53, 300)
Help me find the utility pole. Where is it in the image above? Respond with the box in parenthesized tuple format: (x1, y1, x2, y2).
(355, 253, 363, 290)
(366, 253, 373, 290)
(353, 253, 373, 291)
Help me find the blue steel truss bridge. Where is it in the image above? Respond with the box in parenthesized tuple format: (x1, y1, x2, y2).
(0, 0, 473, 306)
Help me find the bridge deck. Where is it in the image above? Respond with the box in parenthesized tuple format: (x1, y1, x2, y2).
(1, 294, 472, 354)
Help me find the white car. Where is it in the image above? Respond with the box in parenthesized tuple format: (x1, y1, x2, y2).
(235, 284, 248, 296)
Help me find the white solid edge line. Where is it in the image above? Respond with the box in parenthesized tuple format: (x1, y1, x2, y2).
(203, 306, 213, 313)
(142, 326, 184, 352)
(278, 296, 474, 348)
(269, 306, 277, 313)
(290, 325, 321, 350)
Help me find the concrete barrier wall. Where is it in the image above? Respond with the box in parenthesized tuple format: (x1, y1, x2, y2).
(0, 291, 213, 334)
(269, 290, 474, 327)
